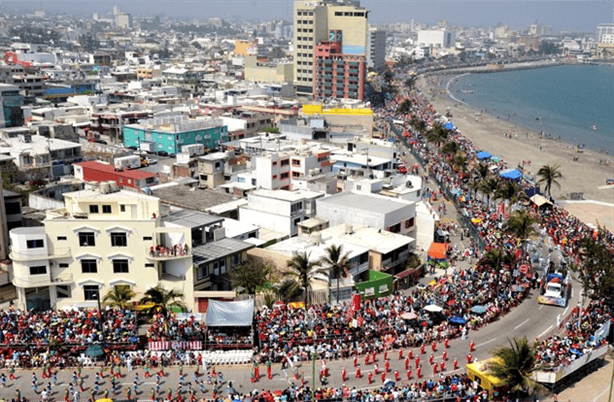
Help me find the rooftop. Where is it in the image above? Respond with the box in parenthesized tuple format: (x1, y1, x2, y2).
(205, 199, 248, 215)
(64, 188, 158, 203)
(321, 224, 414, 255)
(318, 191, 413, 214)
(250, 188, 324, 202)
(152, 184, 234, 212)
(192, 237, 254, 263)
(76, 160, 156, 180)
(163, 209, 223, 228)
(0, 135, 81, 155)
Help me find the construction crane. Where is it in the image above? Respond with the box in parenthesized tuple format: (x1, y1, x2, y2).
(4, 52, 33, 68)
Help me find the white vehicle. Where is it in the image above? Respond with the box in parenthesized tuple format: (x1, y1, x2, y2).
(114, 155, 141, 170)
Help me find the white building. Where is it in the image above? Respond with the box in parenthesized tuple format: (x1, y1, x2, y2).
(367, 28, 387, 72)
(9, 185, 194, 311)
(596, 23, 614, 43)
(240, 189, 325, 237)
(417, 30, 455, 48)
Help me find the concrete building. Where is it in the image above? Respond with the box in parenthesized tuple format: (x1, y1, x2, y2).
(9, 74, 44, 103)
(293, 0, 369, 98)
(239, 189, 324, 237)
(197, 152, 227, 189)
(367, 28, 386, 72)
(90, 110, 152, 144)
(123, 116, 228, 155)
(314, 41, 366, 101)
(596, 23, 614, 43)
(316, 191, 416, 236)
(0, 84, 24, 128)
(244, 56, 294, 84)
(417, 29, 456, 48)
(116, 13, 132, 29)
(9, 185, 194, 311)
(162, 68, 205, 91)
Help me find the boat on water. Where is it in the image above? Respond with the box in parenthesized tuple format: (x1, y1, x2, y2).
(460, 90, 474, 94)
(591, 123, 598, 130)
(536, 116, 541, 121)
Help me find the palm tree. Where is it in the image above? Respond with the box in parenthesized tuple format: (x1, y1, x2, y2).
(506, 210, 538, 257)
(441, 141, 459, 157)
(397, 99, 412, 116)
(103, 285, 136, 309)
(494, 181, 521, 206)
(426, 123, 448, 148)
(479, 177, 499, 206)
(286, 252, 328, 306)
(320, 244, 350, 304)
(468, 178, 481, 199)
(473, 163, 490, 182)
(482, 248, 513, 292)
(410, 116, 426, 134)
(490, 337, 540, 397)
(140, 285, 186, 315)
(537, 164, 563, 199)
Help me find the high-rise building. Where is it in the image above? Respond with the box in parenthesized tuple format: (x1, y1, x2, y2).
(596, 23, 614, 43)
(367, 28, 386, 72)
(314, 41, 366, 101)
(0, 83, 24, 128)
(293, 0, 369, 98)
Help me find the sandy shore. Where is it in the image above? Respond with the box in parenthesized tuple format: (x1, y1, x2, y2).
(415, 73, 614, 231)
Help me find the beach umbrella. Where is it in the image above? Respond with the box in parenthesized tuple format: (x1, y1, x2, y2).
(85, 344, 104, 357)
(448, 316, 467, 325)
(491, 156, 501, 162)
(471, 218, 482, 224)
(470, 305, 488, 314)
(444, 122, 454, 130)
(401, 312, 418, 320)
(511, 285, 523, 292)
(424, 305, 443, 313)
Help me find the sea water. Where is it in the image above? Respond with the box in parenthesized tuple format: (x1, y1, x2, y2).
(448, 64, 614, 154)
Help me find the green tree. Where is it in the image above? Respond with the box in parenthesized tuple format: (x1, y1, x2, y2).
(441, 141, 459, 157)
(320, 244, 350, 304)
(573, 226, 614, 301)
(410, 116, 426, 134)
(482, 248, 514, 292)
(426, 123, 448, 148)
(140, 286, 186, 315)
(494, 181, 521, 206)
(286, 252, 328, 306)
(397, 99, 412, 116)
(473, 163, 490, 182)
(102, 285, 136, 309)
(277, 278, 303, 303)
(490, 337, 540, 397)
(228, 258, 274, 295)
(479, 177, 499, 206)
(506, 210, 538, 256)
(537, 164, 563, 199)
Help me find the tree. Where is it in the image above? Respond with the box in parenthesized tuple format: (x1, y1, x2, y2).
(277, 278, 303, 303)
(140, 286, 186, 315)
(537, 164, 563, 199)
(572, 226, 614, 302)
(102, 285, 136, 309)
(490, 337, 540, 397)
(228, 258, 274, 295)
(286, 252, 328, 306)
(494, 181, 521, 206)
(482, 248, 514, 292)
(397, 99, 412, 116)
(506, 210, 537, 256)
(479, 177, 499, 206)
(473, 163, 490, 182)
(441, 141, 459, 157)
(320, 244, 350, 304)
(426, 123, 448, 148)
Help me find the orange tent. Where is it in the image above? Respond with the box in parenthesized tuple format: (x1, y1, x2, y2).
(428, 243, 449, 260)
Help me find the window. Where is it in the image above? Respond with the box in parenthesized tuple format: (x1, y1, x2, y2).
(280, 172, 289, 179)
(57, 236, 67, 241)
(102, 205, 112, 214)
(292, 171, 300, 178)
(89, 205, 99, 214)
(145, 263, 155, 268)
(110, 232, 127, 247)
(120, 205, 126, 212)
(143, 236, 152, 241)
(280, 159, 289, 166)
(56, 285, 71, 299)
(26, 239, 44, 249)
(197, 265, 208, 280)
(29, 265, 47, 275)
(79, 232, 95, 247)
(59, 263, 69, 268)
(232, 253, 242, 266)
(291, 202, 303, 213)
(113, 259, 129, 273)
(81, 259, 97, 273)
(292, 159, 301, 166)
(84, 285, 99, 301)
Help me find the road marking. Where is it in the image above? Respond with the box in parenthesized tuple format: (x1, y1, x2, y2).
(563, 306, 569, 316)
(476, 338, 497, 348)
(539, 305, 544, 310)
(538, 325, 553, 338)
(592, 383, 612, 401)
(514, 319, 530, 330)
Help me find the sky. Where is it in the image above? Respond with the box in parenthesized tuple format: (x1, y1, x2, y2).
(3, 0, 612, 31)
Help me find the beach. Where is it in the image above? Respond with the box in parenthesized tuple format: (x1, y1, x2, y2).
(416, 74, 614, 232)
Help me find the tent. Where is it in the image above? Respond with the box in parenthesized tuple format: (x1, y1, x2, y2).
(444, 122, 454, 130)
(428, 242, 449, 260)
(205, 299, 254, 327)
(499, 169, 522, 180)
(476, 151, 491, 160)
(530, 194, 553, 208)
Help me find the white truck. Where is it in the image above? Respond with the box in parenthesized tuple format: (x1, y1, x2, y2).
(140, 142, 156, 153)
(182, 144, 205, 157)
(114, 155, 141, 170)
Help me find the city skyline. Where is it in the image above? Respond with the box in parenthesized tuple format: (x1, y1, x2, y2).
(2, 0, 611, 31)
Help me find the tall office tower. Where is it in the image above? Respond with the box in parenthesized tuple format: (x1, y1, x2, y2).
(293, 0, 369, 99)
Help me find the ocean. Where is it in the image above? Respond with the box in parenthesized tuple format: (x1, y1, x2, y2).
(447, 64, 614, 154)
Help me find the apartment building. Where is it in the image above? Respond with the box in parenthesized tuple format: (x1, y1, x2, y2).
(314, 40, 366, 101)
(367, 28, 386, 72)
(0, 83, 24, 128)
(244, 56, 294, 84)
(240, 189, 324, 237)
(90, 110, 152, 144)
(74, 161, 158, 189)
(9, 184, 194, 311)
(293, 0, 369, 98)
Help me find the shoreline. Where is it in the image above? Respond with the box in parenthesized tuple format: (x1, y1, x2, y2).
(415, 74, 614, 230)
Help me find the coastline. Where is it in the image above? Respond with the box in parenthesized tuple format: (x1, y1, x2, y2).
(415, 74, 614, 231)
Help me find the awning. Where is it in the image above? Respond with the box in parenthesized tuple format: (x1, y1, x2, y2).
(205, 299, 254, 327)
(476, 151, 491, 160)
(499, 168, 522, 180)
(444, 122, 454, 130)
(428, 242, 449, 260)
(530, 194, 553, 207)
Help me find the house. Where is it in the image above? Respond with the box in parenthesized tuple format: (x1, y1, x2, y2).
(74, 161, 158, 189)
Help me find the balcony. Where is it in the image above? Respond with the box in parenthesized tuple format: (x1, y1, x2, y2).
(12, 273, 73, 288)
(146, 245, 192, 261)
(382, 249, 412, 270)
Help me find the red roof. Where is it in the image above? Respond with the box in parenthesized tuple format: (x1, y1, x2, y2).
(76, 160, 155, 180)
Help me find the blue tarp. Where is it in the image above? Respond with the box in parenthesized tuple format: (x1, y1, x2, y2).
(444, 122, 454, 130)
(476, 151, 491, 160)
(500, 168, 523, 180)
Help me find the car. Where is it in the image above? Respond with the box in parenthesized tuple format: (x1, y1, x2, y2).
(158, 151, 168, 157)
(145, 157, 157, 165)
(127, 146, 137, 151)
(96, 140, 107, 145)
(416, 283, 427, 291)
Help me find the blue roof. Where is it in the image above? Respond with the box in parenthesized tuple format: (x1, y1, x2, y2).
(500, 168, 523, 180)
(476, 151, 491, 160)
